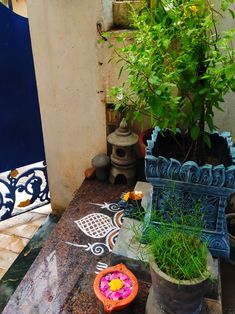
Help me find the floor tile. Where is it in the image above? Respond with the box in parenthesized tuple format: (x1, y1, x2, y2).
(0, 234, 29, 254)
(31, 204, 52, 215)
(0, 249, 18, 269)
(0, 212, 47, 233)
(1, 214, 48, 239)
(0, 267, 7, 279)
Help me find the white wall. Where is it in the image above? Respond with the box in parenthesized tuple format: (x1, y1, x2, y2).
(27, 0, 107, 212)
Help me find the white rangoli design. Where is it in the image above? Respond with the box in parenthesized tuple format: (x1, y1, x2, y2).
(65, 202, 123, 257)
(75, 213, 115, 238)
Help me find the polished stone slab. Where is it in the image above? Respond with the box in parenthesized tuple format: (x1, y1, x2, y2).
(2, 180, 151, 314)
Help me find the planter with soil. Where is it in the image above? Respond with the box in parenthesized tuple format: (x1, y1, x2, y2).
(144, 127, 235, 258)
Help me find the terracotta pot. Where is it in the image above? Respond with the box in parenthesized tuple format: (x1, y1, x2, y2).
(138, 128, 153, 157)
(93, 263, 139, 314)
(149, 251, 213, 314)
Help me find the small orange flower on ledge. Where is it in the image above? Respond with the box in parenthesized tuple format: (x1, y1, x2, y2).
(123, 191, 143, 202)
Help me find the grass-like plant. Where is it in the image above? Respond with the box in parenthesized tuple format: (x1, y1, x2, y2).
(126, 189, 211, 281)
(146, 223, 209, 280)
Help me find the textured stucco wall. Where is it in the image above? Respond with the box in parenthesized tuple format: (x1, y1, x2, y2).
(213, 2, 235, 137)
(27, 0, 107, 212)
(27, 0, 234, 211)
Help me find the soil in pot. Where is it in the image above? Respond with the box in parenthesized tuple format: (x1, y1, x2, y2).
(152, 130, 232, 166)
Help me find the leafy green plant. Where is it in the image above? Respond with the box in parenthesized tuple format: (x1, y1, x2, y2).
(106, 0, 235, 164)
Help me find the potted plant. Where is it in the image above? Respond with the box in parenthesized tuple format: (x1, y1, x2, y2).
(146, 225, 213, 314)
(143, 201, 213, 314)
(104, 0, 235, 257)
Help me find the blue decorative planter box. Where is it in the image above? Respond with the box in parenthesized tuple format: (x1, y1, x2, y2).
(144, 127, 235, 258)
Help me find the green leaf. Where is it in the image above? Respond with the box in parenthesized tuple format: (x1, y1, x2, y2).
(149, 76, 159, 85)
(163, 39, 170, 49)
(204, 133, 211, 149)
(190, 76, 197, 84)
(117, 36, 124, 43)
(118, 66, 124, 79)
(225, 63, 235, 80)
(231, 79, 235, 92)
(229, 8, 235, 19)
(221, 0, 228, 11)
(198, 87, 209, 95)
(191, 126, 200, 140)
(206, 115, 214, 131)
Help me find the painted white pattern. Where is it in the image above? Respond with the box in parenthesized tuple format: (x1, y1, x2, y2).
(89, 202, 120, 212)
(66, 202, 124, 258)
(75, 213, 115, 238)
(95, 262, 108, 274)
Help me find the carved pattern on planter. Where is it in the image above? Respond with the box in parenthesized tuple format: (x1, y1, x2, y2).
(145, 127, 235, 258)
(146, 127, 235, 188)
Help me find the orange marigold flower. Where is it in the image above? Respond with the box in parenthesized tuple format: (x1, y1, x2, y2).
(129, 191, 143, 200)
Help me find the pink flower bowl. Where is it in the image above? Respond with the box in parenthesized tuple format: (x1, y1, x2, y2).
(93, 264, 139, 314)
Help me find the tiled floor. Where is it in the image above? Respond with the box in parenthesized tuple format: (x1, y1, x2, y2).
(0, 204, 51, 279)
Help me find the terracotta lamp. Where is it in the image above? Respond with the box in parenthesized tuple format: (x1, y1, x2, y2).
(93, 263, 139, 313)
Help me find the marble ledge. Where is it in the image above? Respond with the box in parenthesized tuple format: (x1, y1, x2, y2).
(2, 180, 151, 314)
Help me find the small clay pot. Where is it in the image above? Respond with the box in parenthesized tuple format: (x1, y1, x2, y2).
(93, 263, 139, 314)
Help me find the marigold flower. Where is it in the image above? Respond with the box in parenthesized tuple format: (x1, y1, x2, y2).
(123, 192, 130, 201)
(129, 191, 143, 200)
(123, 191, 143, 201)
(190, 5, 198, 14)
(109, 279, 123, 291)
(100, 271, 133, 300)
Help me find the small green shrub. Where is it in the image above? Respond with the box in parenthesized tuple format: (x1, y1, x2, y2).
(104, 0, 235, 164)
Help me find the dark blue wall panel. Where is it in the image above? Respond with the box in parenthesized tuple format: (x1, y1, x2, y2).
(0, 3, 45, 172)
